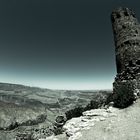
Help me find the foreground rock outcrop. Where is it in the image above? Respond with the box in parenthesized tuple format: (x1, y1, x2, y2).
(45, 99, 140, 140)
(63, 107, 118, 140)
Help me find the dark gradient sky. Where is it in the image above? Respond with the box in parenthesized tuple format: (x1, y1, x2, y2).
(0, 0, 140, 90)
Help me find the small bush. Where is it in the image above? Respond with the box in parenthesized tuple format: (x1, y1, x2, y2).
(84, 94, 106, 111)
(65, 95, 108, 120)
(105, 93, 114, 105)
(113, 82, 136, 108)
(84, 100, 101, 111)
(65, 106, 84, 120)
(65, 93, 110, 121)
(16, 132, 34, 140)
(53, 127, 64, 135)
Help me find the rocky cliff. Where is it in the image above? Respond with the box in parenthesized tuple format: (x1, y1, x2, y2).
(45, 99, 140, 140)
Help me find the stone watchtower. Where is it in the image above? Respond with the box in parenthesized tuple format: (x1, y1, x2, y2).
(111, 7, 140, 97)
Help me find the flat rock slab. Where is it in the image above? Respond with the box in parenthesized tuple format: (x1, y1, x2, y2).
(47, 99, 140, 140)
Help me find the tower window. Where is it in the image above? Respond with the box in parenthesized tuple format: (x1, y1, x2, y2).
(135, 30, 138, 34)
(133, 42, 136, 45)
(136, 42, 139, 45)
(128, 60, 135, 67)
(124, 11, 129, 16)
(136, 60, 140, 65)
(124, 41, 130, 45)
(116, 13, 121, 18)
(122, 25, 126, 29)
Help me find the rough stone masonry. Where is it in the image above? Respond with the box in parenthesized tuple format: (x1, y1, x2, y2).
(111, 7, 140, 97)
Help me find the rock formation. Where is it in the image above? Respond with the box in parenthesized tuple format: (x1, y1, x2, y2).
(111, 7, 140, 99)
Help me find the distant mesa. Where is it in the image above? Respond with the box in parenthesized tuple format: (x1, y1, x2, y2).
(111, 7, 140, 107)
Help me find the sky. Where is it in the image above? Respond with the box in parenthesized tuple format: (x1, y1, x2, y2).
(0, 0, 140, 90)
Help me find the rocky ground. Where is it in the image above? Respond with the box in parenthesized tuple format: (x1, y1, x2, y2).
(45, 99, 140, 140)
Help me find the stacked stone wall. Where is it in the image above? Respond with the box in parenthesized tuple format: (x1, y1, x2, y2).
(111, 7, 140, 95)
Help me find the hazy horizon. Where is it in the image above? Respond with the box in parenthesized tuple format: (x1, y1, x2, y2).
(0, 79, 114, 90)
(0, 0, 139, 90)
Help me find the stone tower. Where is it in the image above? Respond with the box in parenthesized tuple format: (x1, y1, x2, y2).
(111, 7, 140, 96)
